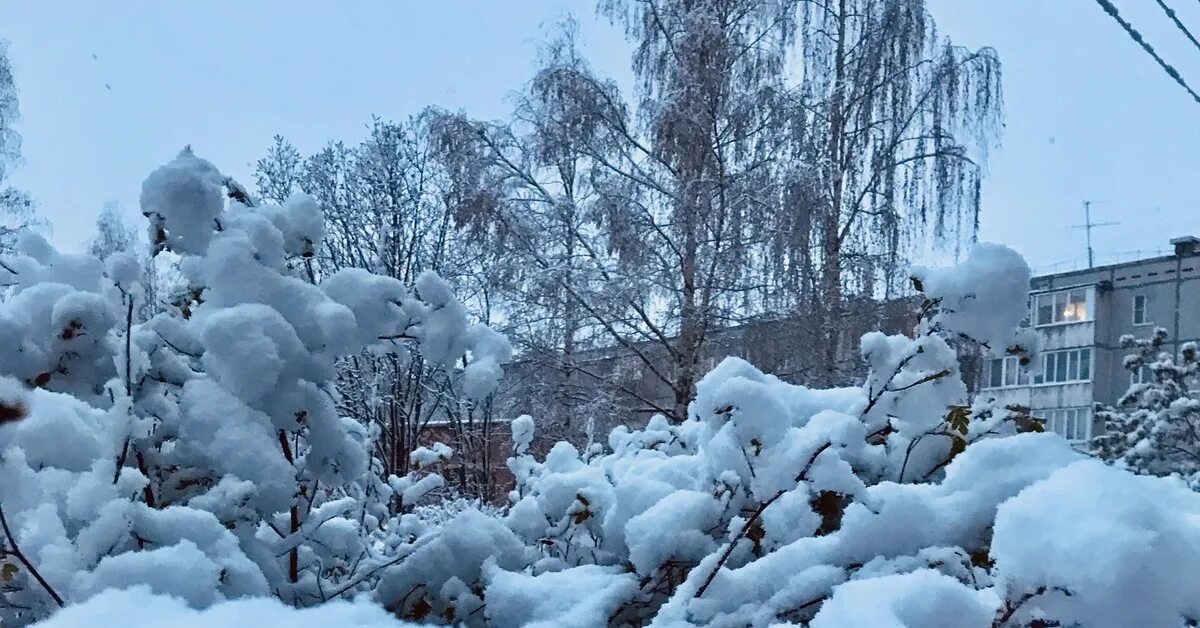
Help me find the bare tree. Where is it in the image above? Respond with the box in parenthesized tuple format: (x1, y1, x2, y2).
(87, 201, 162, 322)
(254, 135, 302, 205)
(0, 42, 36, 253)
(783, 0, 1003, 384)
(443, 5, 800, 423)
(88, 202, 135, 261)
(253, 0, 1004, 453)
(255, 118, 510, 501)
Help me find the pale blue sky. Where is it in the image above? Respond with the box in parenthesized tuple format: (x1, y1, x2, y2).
(0, 1, 1197, 273)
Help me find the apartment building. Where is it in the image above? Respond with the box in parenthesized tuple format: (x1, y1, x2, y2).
(978, 236, 1200, 441)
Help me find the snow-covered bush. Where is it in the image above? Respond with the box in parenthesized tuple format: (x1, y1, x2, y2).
(6, 155, 1200, 627)
(0, 149, 510, 625)
(30, 587, 419, 628)
(1093, 327, 1200, 488)
(485, 244, 1200, 627)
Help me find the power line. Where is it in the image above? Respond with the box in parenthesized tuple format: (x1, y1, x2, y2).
(1093, 0, 1200, 105)
(1154, 0, 1200, 54)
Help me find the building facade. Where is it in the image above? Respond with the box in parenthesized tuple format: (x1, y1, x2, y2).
(498, 296, 920, 436)
(978, 236, 1200, 441)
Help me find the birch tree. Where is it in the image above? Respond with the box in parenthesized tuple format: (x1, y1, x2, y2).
(783, 0, 1003, 384)
(0, 42, 35, 253)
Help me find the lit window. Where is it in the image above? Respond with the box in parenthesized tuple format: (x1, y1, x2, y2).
(1034, 348, 1092, 384)
(1133, 294, 1149, 325)
(1033, 289, 1090, 326)
(1063, 289, 1087, 322)
(1042, 407, 1091, 441)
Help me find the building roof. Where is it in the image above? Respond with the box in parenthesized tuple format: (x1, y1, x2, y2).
(1033, 253, 1179, 283)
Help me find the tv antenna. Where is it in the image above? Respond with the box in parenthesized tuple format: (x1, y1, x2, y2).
(1072, 200, 1119, 268)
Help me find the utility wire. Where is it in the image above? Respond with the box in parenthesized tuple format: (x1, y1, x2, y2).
(1154, 0, 1200, 54)
(1093, 0, 1200, 105)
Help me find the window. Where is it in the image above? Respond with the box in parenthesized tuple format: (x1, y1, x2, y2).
(982, 356, 1028, 389)
(1034, 348, 1092, 384)
(1042, 407, 1091, 441)
(1033, 288, 1090, 326)
(1133, 294, 1150, 325)
(1131, 363, 1154, 385)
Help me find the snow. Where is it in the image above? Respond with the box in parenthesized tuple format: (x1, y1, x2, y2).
(992, 460, 1200, 627)
(910, 242, 1032, 356)
(511, 414, 535, 454)
(5, 154, 1200, 627)
(811, 570, 997, 628)
(31, 587, 417, 628)
(410, 442, 453, 469)
(625, 490, 720, 575)
(372, 510, 525, 617)
(0, 149, 514, 626)
(485, 563, 637, 627)
(139, 148, 226, 255)
(73, 541, 223, 608)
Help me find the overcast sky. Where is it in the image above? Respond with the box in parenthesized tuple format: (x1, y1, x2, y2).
(1, 0, 1198, 273)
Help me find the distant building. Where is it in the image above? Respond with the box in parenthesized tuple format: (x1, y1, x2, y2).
(498, 296, 920, 433)
(978, 236, 1200, 441)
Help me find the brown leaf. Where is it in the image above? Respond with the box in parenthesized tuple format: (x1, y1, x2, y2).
(0, 400, 28, 424)
(811, 491, 848, 536)
(745, 519, 766, 557)
(745, 521, 765, 544)
(60, 320, 83, 340)
(947, 434, 967, 461)
(1005, 404, 1045, 433)
(969, 547, 994, 569)
(946, 405, 970, 436)
(406, 598, 432, 620)
(1, 562, 17, 583)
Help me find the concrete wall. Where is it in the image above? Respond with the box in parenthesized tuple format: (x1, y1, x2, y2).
(979, 244, 1200, 440)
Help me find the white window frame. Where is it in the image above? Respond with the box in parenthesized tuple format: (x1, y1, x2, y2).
(1032, 288, 1092, 327)
(1132, 294, 1150, 326)
(1042, 407, 1092, 441)
(982, 355, 1028, 389)
(1131, 363, 1154, 385)
(1034, 348, 1093, 385)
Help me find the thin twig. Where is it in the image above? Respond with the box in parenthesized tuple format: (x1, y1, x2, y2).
(0, 503, 64, 607)
(325, 531, 441, 600)
(693, 422, 891, 598)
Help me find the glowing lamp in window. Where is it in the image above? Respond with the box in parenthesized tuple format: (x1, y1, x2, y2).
(1060, 289, 1087, 322)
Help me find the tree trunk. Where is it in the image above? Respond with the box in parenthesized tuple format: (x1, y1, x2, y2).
(673, 198, 700, 423)
(819, 0, 849, 387)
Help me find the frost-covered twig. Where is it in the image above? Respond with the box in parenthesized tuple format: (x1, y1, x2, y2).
(693, 422, 893, 599)
(0, 503, 63, 607)
(324, 531, 443, 600)
(992, 585, 1071, 627)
